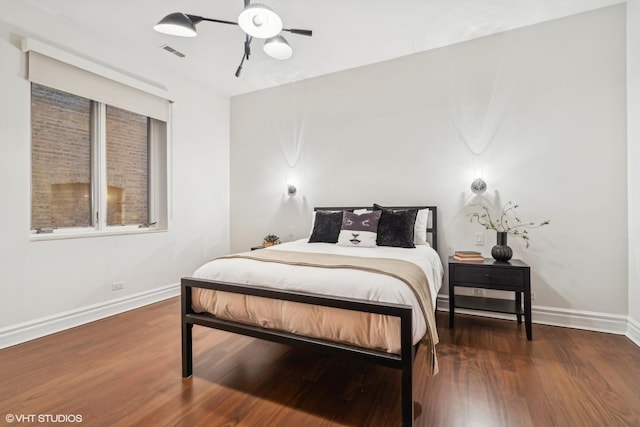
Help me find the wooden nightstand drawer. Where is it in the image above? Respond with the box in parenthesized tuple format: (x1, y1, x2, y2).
(453, 265, 524, 286)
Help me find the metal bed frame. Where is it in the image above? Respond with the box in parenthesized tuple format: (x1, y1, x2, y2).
(182, 206, 438, 427)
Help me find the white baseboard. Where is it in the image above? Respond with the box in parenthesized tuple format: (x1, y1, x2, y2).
(628, 317, 640, 347)
(0, 283, 180, 349)
(436, 295, 637, 345)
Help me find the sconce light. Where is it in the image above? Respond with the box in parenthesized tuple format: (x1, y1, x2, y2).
(287, 183, 297, 197)
(470, 177, 487, 194)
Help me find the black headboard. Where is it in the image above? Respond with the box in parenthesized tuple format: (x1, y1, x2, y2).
(314, 206, 438, 253)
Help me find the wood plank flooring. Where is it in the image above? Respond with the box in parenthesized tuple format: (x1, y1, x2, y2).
(1, 297, 639, 426)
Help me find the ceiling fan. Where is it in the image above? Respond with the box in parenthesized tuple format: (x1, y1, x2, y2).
(153, 0, 313, 77)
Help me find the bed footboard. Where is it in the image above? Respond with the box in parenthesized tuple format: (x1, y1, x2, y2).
(181, 277, 417, 427)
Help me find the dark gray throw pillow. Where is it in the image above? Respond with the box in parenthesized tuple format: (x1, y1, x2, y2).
(373, 204, 418, 248)
(308, 210, 344, 243)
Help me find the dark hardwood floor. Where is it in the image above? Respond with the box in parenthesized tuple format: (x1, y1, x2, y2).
(1, 297, 639, 426)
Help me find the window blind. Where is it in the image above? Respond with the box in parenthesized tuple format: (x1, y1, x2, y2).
(27, 50, 170, 122)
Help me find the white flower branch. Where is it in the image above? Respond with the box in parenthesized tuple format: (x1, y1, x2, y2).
(467, 201, 550, 248)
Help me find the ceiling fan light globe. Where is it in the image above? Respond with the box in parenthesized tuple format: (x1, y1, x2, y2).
(154, 12, 197, 37)
(238, 4, 282, 39)
(263, 35, 292, 60)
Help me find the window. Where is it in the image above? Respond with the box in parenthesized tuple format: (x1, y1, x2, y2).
(105, 105, 149, 226)
(25, 41, 170, 238)
(30, 83, 168, 236)
(31, 84, 92, 229)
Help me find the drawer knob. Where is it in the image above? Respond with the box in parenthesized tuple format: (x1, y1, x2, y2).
(485, 274, 490, 279)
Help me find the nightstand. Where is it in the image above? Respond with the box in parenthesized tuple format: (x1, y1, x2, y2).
(448, 257, 532, 340)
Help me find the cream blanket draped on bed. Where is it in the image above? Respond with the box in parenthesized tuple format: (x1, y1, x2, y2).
(214, 249, 439, 375)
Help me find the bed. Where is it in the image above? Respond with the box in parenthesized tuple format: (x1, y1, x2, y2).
(181, 206, 442, 426)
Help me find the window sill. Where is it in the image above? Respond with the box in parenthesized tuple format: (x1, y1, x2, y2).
(30, 227, 167, 242)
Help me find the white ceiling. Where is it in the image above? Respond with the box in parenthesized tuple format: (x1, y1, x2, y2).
(1, 0, 624, 97)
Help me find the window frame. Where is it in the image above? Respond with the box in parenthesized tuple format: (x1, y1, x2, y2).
(24, 38, 172, 241)
(30, 86, 168, 240)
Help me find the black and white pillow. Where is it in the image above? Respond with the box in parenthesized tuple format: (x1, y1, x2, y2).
(337, 210, 382, 247)
(373, 204, 418, 248)
(308, 210, 344, 243)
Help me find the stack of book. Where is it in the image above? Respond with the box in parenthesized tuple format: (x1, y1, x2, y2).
(453, 251, 484, 262)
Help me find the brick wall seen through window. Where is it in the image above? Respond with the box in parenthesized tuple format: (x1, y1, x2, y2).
(31, 84, 92, 229)
(31, 83, 151, 231)
(106, 105, 148, 226)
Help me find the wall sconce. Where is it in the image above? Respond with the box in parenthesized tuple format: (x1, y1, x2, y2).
(287, 183, 297, 197)
(470, 177, 487, 194)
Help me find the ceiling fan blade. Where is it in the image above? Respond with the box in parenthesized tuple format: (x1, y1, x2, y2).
(284, 28, 312, 37)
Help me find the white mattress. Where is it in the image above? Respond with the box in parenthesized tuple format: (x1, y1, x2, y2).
(191, 239, 443, 352)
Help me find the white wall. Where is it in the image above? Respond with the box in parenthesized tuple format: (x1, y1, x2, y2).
(628, 0, 640, 344)
(0, 9, 230, 346)
(231, 6, 628, 323)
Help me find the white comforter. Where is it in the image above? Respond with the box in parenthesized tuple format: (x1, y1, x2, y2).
(192, 239, 443, 351)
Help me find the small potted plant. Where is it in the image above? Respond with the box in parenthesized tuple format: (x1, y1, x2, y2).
(262, 234, 280, 247)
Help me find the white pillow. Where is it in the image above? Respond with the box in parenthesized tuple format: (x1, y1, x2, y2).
(414, 208, 430, 245)
(309, 210, 317, 237)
